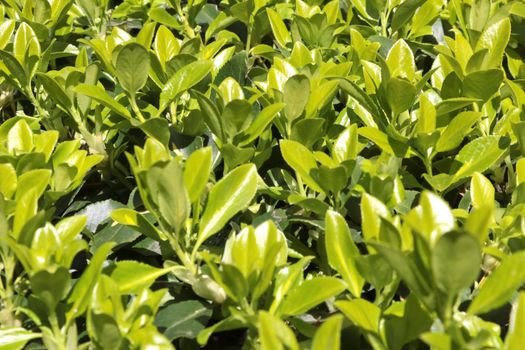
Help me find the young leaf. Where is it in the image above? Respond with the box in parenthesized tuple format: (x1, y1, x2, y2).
(67, 242, 115, 319)
(435, 111, 480, 153)
(333, 124, 358, 162)
(159, 60, 212, 112)
(386, 39, 415, 81)
(453, 136, 507, 180)
(110, 208, 166, 242)
(468, 251, 525, 315)
(475, 18, 511, 68)
(0, 20, 15, 50)
(336, 298, 381, 333)
(391, 0, 427, 32)
(110, 260, 174, 294)
(148, 158, 190, 234)
(74, 84, 132, 120)
(325, 210, 364, 296)
(266, 8, 291, 48)
(184, 147, 212, 203)
(311, 315, 343, 350)
(279, 140, 323, 193)
(280, 277, 346, 316)
(0, 328, 41, 350)
(240, 103, 285, 146)
(195, 164, 258, 251)
(259, 311, 299, 350)
(470, 172, 495, 210)
(505, 292, 525, 350)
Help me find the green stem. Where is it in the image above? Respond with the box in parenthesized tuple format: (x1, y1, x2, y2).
(296, 172, 306, 197)
(170, 236, 195, 275)
(129, 96, 146, 123)
(175, 1, 195, 39)
(49, 312, 66, 350)
(245, 14, 253, 52)
(26, 87, 49, 119)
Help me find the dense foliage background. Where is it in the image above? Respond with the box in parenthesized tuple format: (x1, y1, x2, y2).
(0, 0, 525, 349)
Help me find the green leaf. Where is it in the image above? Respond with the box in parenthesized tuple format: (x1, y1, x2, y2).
(453, 136, 507, 180)
(436, 97, 481, 116)
(336, 299, 381, 333)
(283, 75, 310, 122)
(89, 313, 122, 349)
(290, 118, 325, 149)
(513, 122, 525, 156)
(115, 43, 150, 98)
(386, 39, 415, 81)
(339, 79, 386, 128)
(505, 292, 525, 350)
(218, 77, 244, 103)
(279, 139, 323, 193)
(74, 84, 131, 120)
(67, 242, 115, 318)
(184, 147, 212, 203)
(0, 328, 40, 350)
(384, 295, 433, 350)
(110, 260, 174, 294)
(240, 103, 285, 146)
(7, 119, 33, 154)
(110, 208, 166, 242)
(159, 60, 212, 112)
(311, 165, 347, 194)
(361, 193, 389, 242)
(192, 90, 224, 140)
(475, 18, 511, 68)
(154, 301, 212, 340)
(465, 206, 493, 245)
(372, 242, 435, 310)
(148, 158, 190, 234)
(325, 210, 364, 296)
(270, 258, 312, 315)
(462, 69, 503, 101)
(311, 315, 343, 350)
(197, 317, 245, 346)
(195, 164, 258, 250)
(13, 22, 40, 71)
(470, 172, 495, 210)
(517, 158, 525, 185)
(386, 78, 417, 115)
(436, 111, 480, 152)
(468, 252, 525, 315)
(139, 118, 170, 146)
(259, 311, 299, 350)
(333, 124, 358, 162)
(36, 72, 72, 111)
(0, 50, 27, 88)
(153, 25, 180, 67)
(0, 20, 15, 50)
(266, 8, 291, 48)
(281, 276, 346, 316)
(391, 0, 427, 32)
(431, 232, 481, 296)
(0, 164, 16, 199)
(222, 99, 252, 139)
(30, 267, 70, 312)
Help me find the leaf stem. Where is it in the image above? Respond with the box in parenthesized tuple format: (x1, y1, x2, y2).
(129, 96, 146, 123)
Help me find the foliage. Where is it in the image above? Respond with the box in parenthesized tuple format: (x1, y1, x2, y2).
(0, 0, 524, 349)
